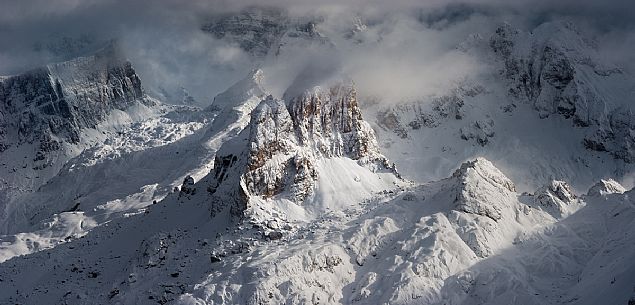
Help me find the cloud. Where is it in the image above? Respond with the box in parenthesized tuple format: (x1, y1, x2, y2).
(338, 13, 491, 101)
(0, 0, 634, 105)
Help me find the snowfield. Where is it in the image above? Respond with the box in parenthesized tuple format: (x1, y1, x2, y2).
(0, 156, 633, 305)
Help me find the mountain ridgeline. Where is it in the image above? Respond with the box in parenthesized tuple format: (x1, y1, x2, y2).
(0, 10, 634, 305)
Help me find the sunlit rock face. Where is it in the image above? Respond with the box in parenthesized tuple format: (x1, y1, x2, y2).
(208, 81, 397, 217)
(243, 84, 392, 201)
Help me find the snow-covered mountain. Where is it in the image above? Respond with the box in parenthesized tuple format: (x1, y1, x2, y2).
(368, 20, 635, 192)
(0, 67, 279, 261)
(0, 42, 166, 226)
(201, 6, 331, 58)
(1, 154, 633, 304)
(0, 43, 147, 188)
(0, 43, 220, 257)
(0, 10, 634, 305)
(205, 80, 400, 226)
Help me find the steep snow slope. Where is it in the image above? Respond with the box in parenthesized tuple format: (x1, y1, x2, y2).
(437, 186, 635, 305)
(0, 43, 158, 217)
(0, 69, 268, 262)
(1, 156, 632, 305)
(366, 21, 635, 192)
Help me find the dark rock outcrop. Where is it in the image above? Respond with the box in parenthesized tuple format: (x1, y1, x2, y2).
(0, 43, 148, 157)
(0, 41, 154, 201)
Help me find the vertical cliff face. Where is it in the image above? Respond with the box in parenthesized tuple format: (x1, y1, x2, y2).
(0, 44, 146, 151)
(0, 43, 153, 209)
(242, 96, 297, 199)
(242, 84, 394, 203)
(205, 82, 399, 222)
(245, 83, 384, 171)
(286, 84, 380, 161)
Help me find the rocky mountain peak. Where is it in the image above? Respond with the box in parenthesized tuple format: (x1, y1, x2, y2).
(285, 84, 382, 161)
(427, 157, 546, 258)
(452, 158, 516, 192)
(203, 81, 399, 224)
(450, 158, 516, 221)
(587, 178, 627, 196)
(242, 83, 395, 202)
(246, 95, 295, 172)
(534, 180, 579, 217)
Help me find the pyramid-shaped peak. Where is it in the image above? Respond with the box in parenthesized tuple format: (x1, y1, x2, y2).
(452, 158, 516, 193)
(209, 69, 267, 113)
(587, 178, 627, 196)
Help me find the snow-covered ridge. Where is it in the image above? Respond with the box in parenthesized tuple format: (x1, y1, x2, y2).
(2, 154, 631, 305)
(366, 20, 635, 191)
(207, 69, 266, 131)
(489, 21, 635, 163)
(181, 159, 632, 305)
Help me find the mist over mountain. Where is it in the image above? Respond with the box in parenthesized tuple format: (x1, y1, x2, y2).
(1, 0, 634, 105)
(1, 1, 634, 305)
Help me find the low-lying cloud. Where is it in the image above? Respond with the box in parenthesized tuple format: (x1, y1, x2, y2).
(1, 0, 634, 105)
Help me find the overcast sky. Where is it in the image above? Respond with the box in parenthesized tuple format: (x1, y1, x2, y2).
(1, 0, 634, 104)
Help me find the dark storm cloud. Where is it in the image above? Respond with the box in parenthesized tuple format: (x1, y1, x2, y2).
(0, 0, 634, 104)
